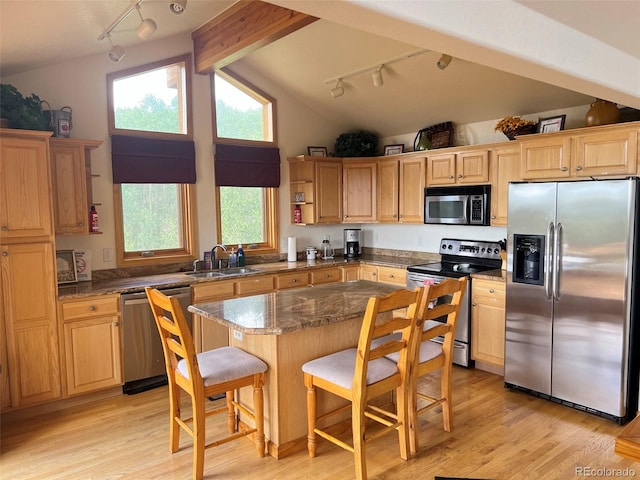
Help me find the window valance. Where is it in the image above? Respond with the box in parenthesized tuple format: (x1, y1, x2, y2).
(215, 143, 280, 187)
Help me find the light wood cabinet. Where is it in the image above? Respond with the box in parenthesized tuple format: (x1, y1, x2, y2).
(275, 271, 309, 290)
(309, 267, 341, 285)
(359, 264, 406, 285)
(50, 138, 103, 235)
(519, 135, 572, 179)
(471, 278, 506, 371)
(0, 273, 9, 409)
(342, 159, 377, 223)
(59, 294, 122, 396)
(235, 275, 275, 296)
(192, 280, 235, 353)
(427, 149, 489, 186)
(0, 129, 53, 242)
(287, 156, 342, 225)
(1, 241, 61, 407)
(378, 157, 425, 223)
(341, 264, 360, 282)
(489, 144, 521, 226)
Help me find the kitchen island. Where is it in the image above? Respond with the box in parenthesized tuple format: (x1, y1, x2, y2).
(188, 280, 403, 459)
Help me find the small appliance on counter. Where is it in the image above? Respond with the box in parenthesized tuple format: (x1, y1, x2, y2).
(344, 228, 362, 258)
(321, 234, 335, 259)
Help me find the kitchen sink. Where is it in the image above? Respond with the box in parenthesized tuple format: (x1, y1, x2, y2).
(186, 267, 260, 278)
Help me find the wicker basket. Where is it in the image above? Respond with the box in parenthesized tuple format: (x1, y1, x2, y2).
(501, 123, 537, 141)
(422, 121, 454, 148)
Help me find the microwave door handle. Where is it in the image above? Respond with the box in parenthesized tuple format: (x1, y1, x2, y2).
(545, 222, 554, 300)
(464, 196, 470, 224)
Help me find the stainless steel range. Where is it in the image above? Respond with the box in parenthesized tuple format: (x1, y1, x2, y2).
(407, 238, 502, 367)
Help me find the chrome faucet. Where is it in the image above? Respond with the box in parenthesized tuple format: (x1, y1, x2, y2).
(211, 244, 227, 269)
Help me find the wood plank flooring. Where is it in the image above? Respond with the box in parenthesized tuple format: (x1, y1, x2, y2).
(1, 367, 637, 479)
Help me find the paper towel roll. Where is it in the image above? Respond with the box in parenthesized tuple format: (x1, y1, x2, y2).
(287, 237, 297, 262)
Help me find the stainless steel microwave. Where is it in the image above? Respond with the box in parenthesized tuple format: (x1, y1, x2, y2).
(424, 185, 491, 225)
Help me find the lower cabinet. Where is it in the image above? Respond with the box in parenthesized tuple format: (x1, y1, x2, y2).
(309, 267, 341, 285)
(59, 294, 122, 396)
(471, 278, 506, 372)
(359, 265, 406, 285)
(341, 264, 360, 282)
(192, 280, 235, 353)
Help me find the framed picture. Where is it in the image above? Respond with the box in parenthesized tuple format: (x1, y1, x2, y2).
(384, 144, 404, 155)
(538, 115, 566, 133)
(294, 191, 305, 202)
(307, 146, 327, 157)
(56, 250, 78, 284)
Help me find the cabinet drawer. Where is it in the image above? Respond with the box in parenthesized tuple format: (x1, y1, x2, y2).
(275, 272, 309, 290)
(235, 276, 274, 296)
(377, 266, 406, 285)
(61, 294, 119, 321)
(472, 279, 505, 301)
(310, 267, 341, 285)
(192, 280, 235, 301)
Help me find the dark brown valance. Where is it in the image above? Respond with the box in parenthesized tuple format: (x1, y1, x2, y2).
(215, 143, 280, 187)
(111, 135, 196, 184)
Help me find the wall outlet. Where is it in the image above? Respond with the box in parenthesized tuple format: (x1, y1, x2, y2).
(103, 248, 114, 263)
(233, 330, 243, 341)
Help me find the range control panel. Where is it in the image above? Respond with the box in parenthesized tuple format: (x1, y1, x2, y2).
(438, 238, 502, 260)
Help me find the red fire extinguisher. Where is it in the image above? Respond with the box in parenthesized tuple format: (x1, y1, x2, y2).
(294, 205, 302, 223)
(89, 205, 99, 232)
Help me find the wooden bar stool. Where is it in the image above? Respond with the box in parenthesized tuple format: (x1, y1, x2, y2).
(145, 287, 268, 480)
(301, 287, 425, 480)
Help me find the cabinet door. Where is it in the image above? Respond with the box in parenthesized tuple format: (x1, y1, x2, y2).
(426, 154, 456, 185)
(63, 315, 122, 395)
(457, 150, 489, 184)
(315, 161, 342, 223)
(0, 274, 9, 409)
(50, 143, 88, 234)
(342, 160, 377, 222)
(573, 129, 638, 177)
(192, 281, 235, 353)
(376, 266, 406, 285)
(520, 136, 571, 179)
(377, 159, 399, 223)
(309, 268, 341, 285)
(341, 265, 360, 282)
(471, 279, 506, 367)
(1, 242, 60, 406)
(275, 271, 309, 290)
(398, 157, 425, 223)
(0, 133, 53, 240)
(235, 275, 274, 296)
(359, 264, 378, 281)
(490, 146, 520, 226)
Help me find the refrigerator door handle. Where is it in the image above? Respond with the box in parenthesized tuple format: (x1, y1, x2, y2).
(553, 222, 563, 301)
(545, 222, 554, 300)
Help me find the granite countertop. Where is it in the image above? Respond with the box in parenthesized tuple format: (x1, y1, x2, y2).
(57, 253, 438, 300)
(188, 280, 401, 335)
(471, 269, 506, 282)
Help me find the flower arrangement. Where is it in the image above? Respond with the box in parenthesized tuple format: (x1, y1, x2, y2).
(495, 116, 537, 140)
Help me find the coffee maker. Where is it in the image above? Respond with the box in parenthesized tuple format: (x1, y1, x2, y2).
(343, 228, 362, 258)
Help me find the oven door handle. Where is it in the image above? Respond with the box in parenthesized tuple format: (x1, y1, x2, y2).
(428, 337, 465, 349)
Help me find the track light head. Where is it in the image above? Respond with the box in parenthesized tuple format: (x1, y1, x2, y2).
(106, 34, 125, 63)
(437, 54, 452, 70)
(135, 4, 157, 39)
(331, 79, 344, 99)
(169, 0, 187, 15)
(372, 66, 384, 87)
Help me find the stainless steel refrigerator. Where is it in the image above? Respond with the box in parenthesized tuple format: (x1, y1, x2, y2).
(505, 178, 639, 423)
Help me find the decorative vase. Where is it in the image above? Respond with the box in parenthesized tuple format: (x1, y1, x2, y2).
(585, 99, 620, 127)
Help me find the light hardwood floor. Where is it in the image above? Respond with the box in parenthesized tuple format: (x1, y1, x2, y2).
(1, 367, 637, 479)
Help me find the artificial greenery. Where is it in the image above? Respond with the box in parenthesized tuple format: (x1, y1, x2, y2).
(334, 130, 379, 157)
(0, 84, 49, 130)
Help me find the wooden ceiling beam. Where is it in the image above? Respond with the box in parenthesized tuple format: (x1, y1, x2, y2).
(191, 0, 318, 74)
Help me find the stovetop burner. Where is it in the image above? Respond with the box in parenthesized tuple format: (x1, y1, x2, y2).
(408, 238, 503, 277)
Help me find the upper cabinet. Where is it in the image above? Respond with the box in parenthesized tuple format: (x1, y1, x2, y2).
(426, 149, 489, 186)
(520, 123, 639, 180)
(378, 156, 425, 223)
(342, 159, 377, 223)
(288, 156, 342, 225)
(489, 144, 520, 226)
(50, 138, 103, 235)
(0, 129, 54, 242)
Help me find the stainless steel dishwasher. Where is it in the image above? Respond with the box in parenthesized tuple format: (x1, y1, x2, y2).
(120, 286, 192, 394)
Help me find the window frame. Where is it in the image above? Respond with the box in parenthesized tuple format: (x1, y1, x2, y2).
(211, 68, 280, 255)
(108, 54, 197, 267)
(107, 53, 193, 140)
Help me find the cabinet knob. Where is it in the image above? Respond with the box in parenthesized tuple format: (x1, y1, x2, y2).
(449, 175, 454, 179)
(113, 322, 119, 327)
(393, 214, 397, 218)
(89, 305, 96, 311)
(491, 215, 496, 219)
(561, 166, 568, 171)
(1, 226, 7, 232)
(489, 289, 495, 293)
(575, 165, 583, 171)
(389, 274, 394, 278)
(78, 222, 84, 227)
(2, 251, 7, 257)
(458, 174, 463, 178)
(292, 279, 298, 283)
(472, 302, 477, 306)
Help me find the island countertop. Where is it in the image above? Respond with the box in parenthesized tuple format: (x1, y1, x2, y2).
(187, 280, 402, 335)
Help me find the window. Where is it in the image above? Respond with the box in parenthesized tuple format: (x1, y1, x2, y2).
(212, 69, 279, 254)
(108, 54, 196, 266)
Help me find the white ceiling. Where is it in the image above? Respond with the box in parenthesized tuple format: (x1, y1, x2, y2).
(0, 0, 637, 138)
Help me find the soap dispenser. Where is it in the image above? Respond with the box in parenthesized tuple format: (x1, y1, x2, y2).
(237, 244, 245, 267)
(228, 248, 237, 268)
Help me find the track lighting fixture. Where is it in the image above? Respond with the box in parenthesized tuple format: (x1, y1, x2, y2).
(437, 54, 452, 70)
(169, 0, 187, 15)
(135, 3, 157, 39)
(331, 79, 344, 99)
(106, 33, 125, 63)
(371, 66, 384, 87)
